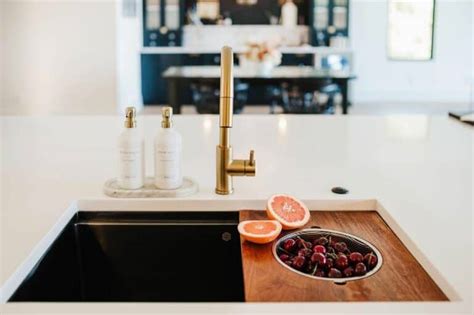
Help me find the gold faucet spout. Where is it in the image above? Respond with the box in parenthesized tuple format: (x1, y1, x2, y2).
(219, 46, 234, 129)
(215, 46, 256, 195)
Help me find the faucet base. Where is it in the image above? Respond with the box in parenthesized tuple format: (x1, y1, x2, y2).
(215, 188, 234, 195)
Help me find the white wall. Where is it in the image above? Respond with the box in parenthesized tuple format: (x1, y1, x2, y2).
(350, 0, 473, 104)
(116, 0, 143, 113)
(1, 0, 117, 115)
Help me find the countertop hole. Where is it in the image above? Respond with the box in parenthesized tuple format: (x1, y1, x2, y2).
(331, 187, 349, 194)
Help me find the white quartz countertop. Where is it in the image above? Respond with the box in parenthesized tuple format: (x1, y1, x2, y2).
(0, 115, 472, 314)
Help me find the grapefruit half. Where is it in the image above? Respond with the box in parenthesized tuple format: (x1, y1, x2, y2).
(238, 220, 282, 244)
(266, 194, 310, 230)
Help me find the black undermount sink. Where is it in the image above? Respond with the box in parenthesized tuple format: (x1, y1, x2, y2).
(9, 212, 244, 302)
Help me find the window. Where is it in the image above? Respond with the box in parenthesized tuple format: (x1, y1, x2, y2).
(387, 0, 435, 61)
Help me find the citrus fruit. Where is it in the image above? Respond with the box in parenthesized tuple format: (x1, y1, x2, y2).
(238, 220, 282, 244)
(266, 194, 310, 230)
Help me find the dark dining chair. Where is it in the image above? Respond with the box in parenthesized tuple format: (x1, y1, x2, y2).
(191, 80, 249, 114)
(280, 82, 340, 114)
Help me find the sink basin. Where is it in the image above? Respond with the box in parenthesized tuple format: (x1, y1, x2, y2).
(9, 211, 244, 302)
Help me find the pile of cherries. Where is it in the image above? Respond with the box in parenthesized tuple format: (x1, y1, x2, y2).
(277, 235, 378, 279)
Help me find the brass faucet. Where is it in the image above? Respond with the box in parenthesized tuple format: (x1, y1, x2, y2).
(215, 46, 256, 195)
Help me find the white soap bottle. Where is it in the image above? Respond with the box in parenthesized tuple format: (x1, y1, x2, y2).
(118, 106, 145, 189)
(154, 106, 182, 189)
(281, 0, 298, 27)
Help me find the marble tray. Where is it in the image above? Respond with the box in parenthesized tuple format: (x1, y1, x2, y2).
(104, 177, 198, 198)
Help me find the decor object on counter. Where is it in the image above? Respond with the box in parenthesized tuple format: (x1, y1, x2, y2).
(281, 0, 298, 27)
(266, 194, 310, 230)
(117, 106, 145, 190)
(103, 176, 198, 198)
(238, 220, 282, 244)
(240, 42, 282, 76)
(273, 228, 383, 283)
(154, 106, 182, 189)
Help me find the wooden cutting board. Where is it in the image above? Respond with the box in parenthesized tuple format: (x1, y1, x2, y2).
(239, 210, 448, 302)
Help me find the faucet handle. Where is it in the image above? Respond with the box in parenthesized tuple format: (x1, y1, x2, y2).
(249, 150, 255, 166)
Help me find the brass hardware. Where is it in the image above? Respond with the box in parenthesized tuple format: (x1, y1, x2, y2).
(124, 106, 137, 128)
(215, 46, 256, 195)
(219, 46, 234, 128)
(161, 106, 173, 128)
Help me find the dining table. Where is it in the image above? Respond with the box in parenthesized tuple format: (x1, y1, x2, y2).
(162, 66, 356, 114)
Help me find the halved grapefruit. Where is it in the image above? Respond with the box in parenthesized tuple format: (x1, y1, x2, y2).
(238, 220, 282, 244)
(266, 194, 310, 230)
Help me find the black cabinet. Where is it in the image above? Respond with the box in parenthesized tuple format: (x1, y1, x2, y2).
(183, 53, 221, 65)
(141, 54, 182, 105)
(143, 0, 185, 47)
(309, 0, 350, 46)
(281, 54, 314, 66)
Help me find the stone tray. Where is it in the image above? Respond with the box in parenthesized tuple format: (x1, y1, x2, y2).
(104, 177, 198, 198)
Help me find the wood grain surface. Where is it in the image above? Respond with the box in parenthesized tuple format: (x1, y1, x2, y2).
(240, 210, 448, 302)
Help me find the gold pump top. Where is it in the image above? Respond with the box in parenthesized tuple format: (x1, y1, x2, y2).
(124, 106, 137, 128)
(161, 106, 173, 128)
(219, 46, 234, 128)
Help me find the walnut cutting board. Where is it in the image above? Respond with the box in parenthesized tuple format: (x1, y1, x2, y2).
(239, 210, 448, 302)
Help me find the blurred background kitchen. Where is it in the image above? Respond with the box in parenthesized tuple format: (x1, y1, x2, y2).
(0, 0, 472, 116)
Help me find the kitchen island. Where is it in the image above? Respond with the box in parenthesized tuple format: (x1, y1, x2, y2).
(0, 115, 472, 314)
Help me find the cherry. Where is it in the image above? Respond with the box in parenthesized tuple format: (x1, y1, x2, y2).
(328, 268, 342, 278)
(279, 254, 290, 262)
(326, 257, 334, 269)
(298, 248, 313, 258)
(310, 252, 327, 266)
(315, 269, 326, 277)
(305, 241, 313, 249)
(334, 242, 348, 252)
(314, 237, 329, 246)
(335, 254, 349, 269)
(349, 252, 364, 264)
(343, 266, 354, 277)
(283, 239, 296, 252)
(354, 262, 367, 276)
(364, 253, 378, 269)
(292, 255, 306, 270)
(313, 245, 326, 254)
(284, 259, 293, 266)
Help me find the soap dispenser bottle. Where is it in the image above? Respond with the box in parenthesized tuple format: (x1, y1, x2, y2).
(281, 0, 297, 27)
(118, 106, 145, 189)
(154, 106, 182, 189)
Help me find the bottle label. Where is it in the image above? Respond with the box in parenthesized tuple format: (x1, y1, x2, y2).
(155, 144, 182, 188)
(119, 143, 144, 188)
